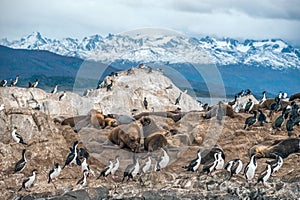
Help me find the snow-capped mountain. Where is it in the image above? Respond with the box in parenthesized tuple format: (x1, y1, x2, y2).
(1, 32, 300, 69)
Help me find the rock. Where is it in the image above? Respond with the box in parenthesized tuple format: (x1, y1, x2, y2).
(142, 190, 162, 200)
(51, 189, 90, 200)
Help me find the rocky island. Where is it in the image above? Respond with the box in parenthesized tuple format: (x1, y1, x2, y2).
(0, 68, 299, 199)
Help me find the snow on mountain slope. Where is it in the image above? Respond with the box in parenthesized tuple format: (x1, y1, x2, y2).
(1, 32, 300, 69)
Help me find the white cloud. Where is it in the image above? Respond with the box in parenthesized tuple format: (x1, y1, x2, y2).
(0, 0, 299, 45)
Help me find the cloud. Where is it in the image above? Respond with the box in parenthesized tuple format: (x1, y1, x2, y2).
(0, 0, 299, 45)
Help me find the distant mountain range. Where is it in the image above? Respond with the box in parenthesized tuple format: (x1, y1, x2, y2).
(1, 32, 300, 70)
(0, 32, 299, 96)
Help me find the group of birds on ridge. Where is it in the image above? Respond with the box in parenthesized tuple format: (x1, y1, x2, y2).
(2, 70, 299, 193)
(11, 133, 171, 192)
(12, 131, 284, 193)
(214, 89, 300, 137)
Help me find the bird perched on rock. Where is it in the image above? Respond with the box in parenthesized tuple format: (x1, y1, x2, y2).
(215, 152, 224, 170)
(266, 154, 283, 175)
(140, 154, 152, 174)
(175, 92, 182, 105)
(10, 75, 19, 87)
(245, 89, 251, 96)
(0, 79, 7, 87)
(81, 154, 95, 177)
(155, 148, 170, 171)
(51, 84, 58, 94)
(183, 149, 201, 172)
(244, 110, 257, 130)
(244, 155, 257, 183)
(122, 155, 139, 182)
(106, 80, 113, 91)
(98, 159, 114, 180)
(259, 91, 267, 104)
(59, 91, 66, 101)
(31, 79, 39, 88)
(77, 169, 89, 188)
(63, 141, 79, 169)
(269, 97, 281, 117)
(244, 99, 254, 113)
(11, 127, 27, 145)
(143, 97, 148, 110)
(202, 152, 219, 176)
(18, 169, 38, 192)
(237, 90, 244, 98)
(256, 164, 272, 186)
(257, 109, 268, 126)
(14, 149, 27, 173)
(225, 158, 243, 180)
(272, 111, 289, 131)
(111, 155, 120, 179)
(48, 163, 61, 183)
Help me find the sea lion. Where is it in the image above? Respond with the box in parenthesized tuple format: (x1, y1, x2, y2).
(259, 98, 290, 110)
(90, 109, 105, 129)
(249, 138, 300, 159)
(144, 131, 168, 152)
(289, 92, 300, 101)
(203, 104, 234, 119)
(139, 117, 161, 138)
(108, 122, 142, 152)
(104, 117, 118, 128)
(61, 115, 87, 127)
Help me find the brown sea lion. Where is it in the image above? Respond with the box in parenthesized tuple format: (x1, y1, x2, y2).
(104, 117, 118, 128)
(249, 138, 300, 159)
(203, 104, 234, 119)
(90, 109, 105, 128)
(259, 98, 290, 110)
(61, 115, 87, 127)
(144, 131, 168, 152)
(139, 117, 161, 138)
(289, 92, 300, 101)
(108, 122, 142, 152)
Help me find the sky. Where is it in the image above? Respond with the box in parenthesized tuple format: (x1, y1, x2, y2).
(0, 0, 300, 46)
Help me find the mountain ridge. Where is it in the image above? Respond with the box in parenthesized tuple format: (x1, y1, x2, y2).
(1, 32, 300, 70)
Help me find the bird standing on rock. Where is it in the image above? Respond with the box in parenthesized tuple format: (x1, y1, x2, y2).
(77, 169, 89, 188)
(244, 99, 254, 113)
(272, 111, 288, 131)
(98, 159, 114, 180)
(244, 155, 257, 183)
(257, 109, 268, 126)
(51, 84, 58, 94)
(225, 158, 243, 180)
(106, 80, 113, 91)
(256, 164, 272, 186)
(63, 141, 79, 169)
(122, 155, 139, 182)
(244, 110, 257, 130)
(111, 155, 120, 179)
(140, 154, 152, 174)
(11, 127, 27, 145)
(10, 75, 19, 87)
(143, 97, 148, 110)
(59, 91, 66, 101)
(0, 79, 7, 87)
(202, 152, 219, 176)
(183, 149, 201, 172)
(175, 92, 182, 105)
(48, 163, 61, 183)
(14, 149, 27, 173)
(155, 148, 170, 171)
(267, 154, 283, 176)
(269, 97, 281, 117)
(18, 169, 38, 192)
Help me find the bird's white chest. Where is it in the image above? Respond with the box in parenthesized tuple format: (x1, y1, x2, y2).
(25, 174, 36, 187)
(132, 162, 139, 177)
